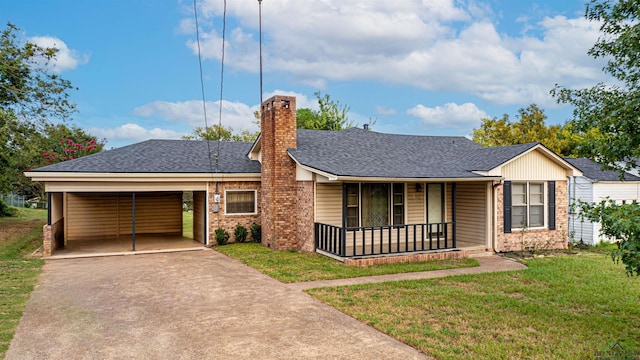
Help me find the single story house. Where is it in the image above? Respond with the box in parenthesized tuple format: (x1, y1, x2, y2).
(27, 95, 582, 261)
(564, 157, 640, 245)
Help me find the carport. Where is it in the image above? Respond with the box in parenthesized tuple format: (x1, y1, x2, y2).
(40, 178, 210, 255)
(25, 139, 263, 256)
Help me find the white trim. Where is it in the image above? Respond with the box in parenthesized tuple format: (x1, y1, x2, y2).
(510, 181, 547, 231)
(224, 190, 258, 215)
(25, 172, 260, 182)
(287, 153, 338, 181)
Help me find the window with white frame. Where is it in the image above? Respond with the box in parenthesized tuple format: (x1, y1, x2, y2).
(225, 190, 257, 215)
(512, 182, 544, 228)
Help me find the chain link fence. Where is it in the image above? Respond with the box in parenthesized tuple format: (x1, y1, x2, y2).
(0, 193, 48, 209)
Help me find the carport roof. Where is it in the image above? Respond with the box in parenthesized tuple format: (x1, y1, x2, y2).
(31, 139, 261, 174)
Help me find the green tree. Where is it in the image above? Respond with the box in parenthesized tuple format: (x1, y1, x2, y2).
(553, 0, 640, 275)
(182, 124, 258, 142)
(472, 104, 579, 156)
(0, 22, 78, 194)
(296, 92, 355, 130)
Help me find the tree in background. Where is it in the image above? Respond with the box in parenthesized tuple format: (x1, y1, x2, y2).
(182, 124, 258, 142)
(296, 92, 355, 130)
(0, 23, 102, 200)
(552, 0, 640, 275)
(472, 104, 581, 156)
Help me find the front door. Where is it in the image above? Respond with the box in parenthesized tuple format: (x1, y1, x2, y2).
(427, 183, 444, 224)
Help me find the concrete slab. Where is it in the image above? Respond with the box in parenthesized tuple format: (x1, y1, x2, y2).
(7, 250, 430, 360)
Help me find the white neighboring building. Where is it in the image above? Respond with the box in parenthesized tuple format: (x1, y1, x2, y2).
(565, 158, 640, 245)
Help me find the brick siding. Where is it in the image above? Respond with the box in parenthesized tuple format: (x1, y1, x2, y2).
(495, 180, 569, 252)
(208, 181, 261, 244)
(343, 250, 468, 267)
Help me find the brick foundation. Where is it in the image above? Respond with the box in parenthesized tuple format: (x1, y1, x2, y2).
(495, 180, 569, 252)
(43, 224, 53, 256)
(296, 181, 315, 252)
(343, 250, 468, 267)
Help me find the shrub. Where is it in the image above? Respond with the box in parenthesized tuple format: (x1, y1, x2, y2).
(0, 199, 17, 217)
(250, 223, 261, 243)
(215, 228, 230, 245)
(234, 224, 248, 243)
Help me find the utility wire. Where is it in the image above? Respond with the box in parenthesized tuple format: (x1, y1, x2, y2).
(192, 0, 215, 178)
(216, 0, 227, 172)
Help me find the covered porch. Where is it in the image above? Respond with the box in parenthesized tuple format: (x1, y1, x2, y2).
(314, 180, 492, 259)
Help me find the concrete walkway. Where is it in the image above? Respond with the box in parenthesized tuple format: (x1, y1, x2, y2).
(7, 250, 430, 360)
(286, 254, 527, 291)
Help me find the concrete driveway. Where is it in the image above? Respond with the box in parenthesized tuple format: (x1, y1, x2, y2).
(7, 249, 429, 359)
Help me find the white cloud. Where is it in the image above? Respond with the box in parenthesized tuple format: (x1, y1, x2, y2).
(407, 102, 488, 128)
(184, 1, 605, 106)
(90, 123, 185, 144)
(133, 100, 259, 131)
(375, 105, 396, 116)
(29, 36, 89, 72)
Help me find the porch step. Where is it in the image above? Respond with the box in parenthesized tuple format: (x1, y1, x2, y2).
(463, 246, 494, 257)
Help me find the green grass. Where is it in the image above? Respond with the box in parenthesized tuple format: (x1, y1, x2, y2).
(0, 207, 45, 359)
(307, 253, 640, 359)
(215, 243, 479, 283)
(182, 211, 193, 239)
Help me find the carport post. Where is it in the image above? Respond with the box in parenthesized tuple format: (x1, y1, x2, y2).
(132, 192, 136, 251)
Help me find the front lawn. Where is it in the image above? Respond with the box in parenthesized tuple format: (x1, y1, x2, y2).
(216, 243, 479, 283)
(0, 208, 46, 358)
(308, 253, 640, 359)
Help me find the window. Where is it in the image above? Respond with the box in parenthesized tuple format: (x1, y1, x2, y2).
(225, 190, 256, 215)
(344, 183, 405, 227)
(362, 183, 389, 226)
(346, 183, 359, 227)
(512, 182, 544, 228)
(393, 183, 404, 225)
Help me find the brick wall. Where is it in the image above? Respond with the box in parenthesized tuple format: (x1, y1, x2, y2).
(260, 95, 300, 250)
(343, 250, 468, 267)
(208, 181, 261, 244)
(42, 224, 53, 256)
(495, 180, 569, 252)
(296, 181, 315, 251)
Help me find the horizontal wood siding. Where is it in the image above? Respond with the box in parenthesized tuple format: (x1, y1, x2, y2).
(193, 191, 205, 243)
(316, 183, 342, 226)
(66, 192, 182, 241)
(501, 150, 567, 180)
(456, 182, 487, 245)
(407, 183, 424, 224)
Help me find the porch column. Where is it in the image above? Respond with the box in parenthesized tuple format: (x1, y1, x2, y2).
(452, 183, 456, 248)
(132, 192, 136, 251)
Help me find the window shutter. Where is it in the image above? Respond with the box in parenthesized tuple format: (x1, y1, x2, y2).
(548, 181, 556, 230)
(503, 181, 512, 233)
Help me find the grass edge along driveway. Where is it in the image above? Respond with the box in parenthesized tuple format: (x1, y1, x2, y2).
(0, 208, 46, 359)
(216, 243, 479, 283)
(307, 253, 640, 360)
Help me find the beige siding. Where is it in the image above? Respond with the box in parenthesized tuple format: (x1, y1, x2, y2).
(316, 183, 342, 226)
(501, 150, 567, 180)
(456, 182, 487, 245)
(65, 192, 182, 241)
(193, 191, 205, 243)
(406, 183, 425, 224)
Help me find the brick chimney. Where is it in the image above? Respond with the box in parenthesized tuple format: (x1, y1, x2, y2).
(260, 95, 298, 250)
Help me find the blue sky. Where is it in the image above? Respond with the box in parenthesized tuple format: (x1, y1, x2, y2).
(2, 0, 606, 148)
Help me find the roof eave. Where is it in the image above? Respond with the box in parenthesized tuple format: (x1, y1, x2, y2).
(24, 171, 261, 182)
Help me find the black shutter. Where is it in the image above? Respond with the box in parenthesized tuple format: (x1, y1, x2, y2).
(548, 181, 556, 230)
(504, 181, 512, 233)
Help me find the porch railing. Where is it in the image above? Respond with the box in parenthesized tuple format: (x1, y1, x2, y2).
(315, 222, 456, 258)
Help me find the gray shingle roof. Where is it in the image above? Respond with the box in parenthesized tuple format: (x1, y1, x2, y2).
(288, 128, 536, 179)
(31, 139, 261, 174)
(564, 157, 640, 181)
